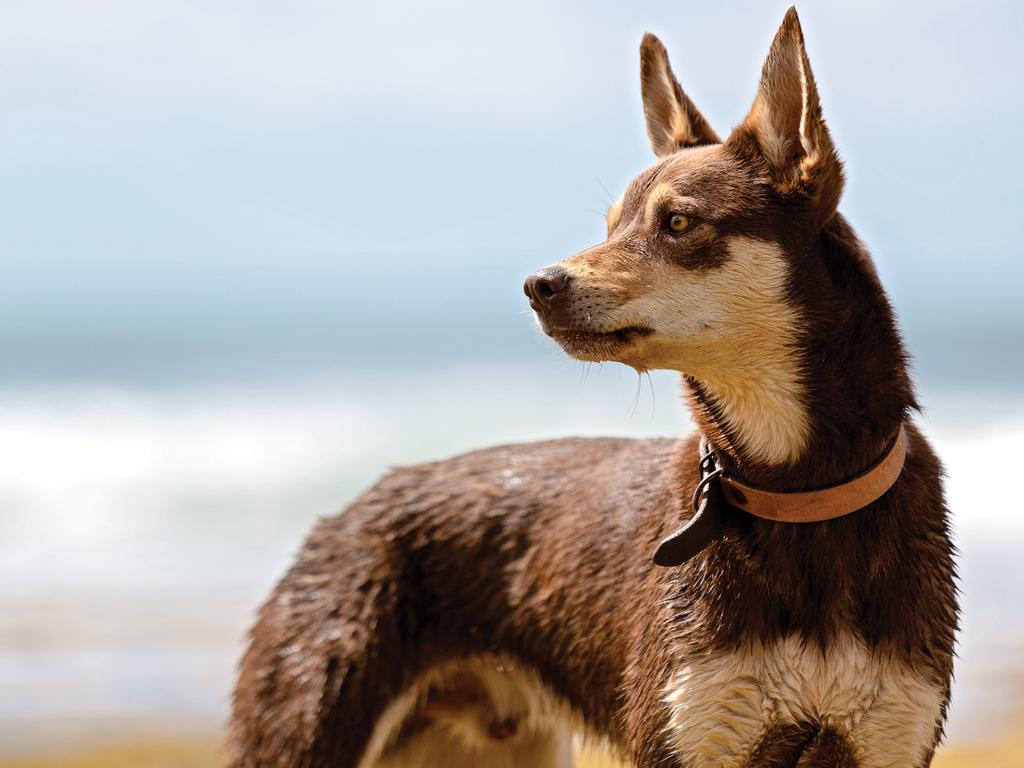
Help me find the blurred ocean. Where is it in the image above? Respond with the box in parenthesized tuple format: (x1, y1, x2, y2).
(1, 360, 1021, 753)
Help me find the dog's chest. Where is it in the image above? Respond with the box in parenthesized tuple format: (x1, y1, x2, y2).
(663, 634, 943, 767)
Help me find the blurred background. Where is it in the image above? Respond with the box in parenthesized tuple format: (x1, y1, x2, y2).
(1, 1, 1022, 765)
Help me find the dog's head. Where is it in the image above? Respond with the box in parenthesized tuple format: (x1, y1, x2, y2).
(526, 8, 844, 390)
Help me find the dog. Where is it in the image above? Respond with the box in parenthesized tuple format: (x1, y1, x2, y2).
(229, 8, 957, 767)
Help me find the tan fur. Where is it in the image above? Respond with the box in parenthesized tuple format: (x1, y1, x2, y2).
(558, 235, 809, 465)
(606, 196, 624, 237)
(643, 183, 681, 227)
(374, 725, 573, 768)
(358, 655, 578, 768)
(750, 100, 789, 178)
(664, 634, 945, 767)
(651, 54, 688, 145)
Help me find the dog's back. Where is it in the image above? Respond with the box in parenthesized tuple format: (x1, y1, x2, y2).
(231, 437, 677, 766)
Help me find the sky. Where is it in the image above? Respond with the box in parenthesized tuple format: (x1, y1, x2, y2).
(1, 0, 1021, 385)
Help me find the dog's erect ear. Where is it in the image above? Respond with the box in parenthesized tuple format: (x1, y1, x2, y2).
(640, 33, 720, 157)
(731, 8, 844, 223)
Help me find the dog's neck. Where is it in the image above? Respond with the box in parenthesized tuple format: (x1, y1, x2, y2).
(684, 215, 916, 493)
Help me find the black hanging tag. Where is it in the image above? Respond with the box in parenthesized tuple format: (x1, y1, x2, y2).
(652, 476, 724, 567)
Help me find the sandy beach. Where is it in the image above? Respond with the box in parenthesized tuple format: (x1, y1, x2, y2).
(2, 719, 1021, 767)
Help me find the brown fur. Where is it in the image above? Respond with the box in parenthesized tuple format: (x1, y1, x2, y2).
(230, 8, 956, 767)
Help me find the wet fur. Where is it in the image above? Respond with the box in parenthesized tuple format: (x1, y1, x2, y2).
(230, 8, 956, 767)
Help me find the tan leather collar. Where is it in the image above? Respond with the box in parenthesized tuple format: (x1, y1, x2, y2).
(652, 424, 909, 567)
(716, 424, 908, 523)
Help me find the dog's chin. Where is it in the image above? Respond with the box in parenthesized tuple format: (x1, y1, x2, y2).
(544, 325, 654, 363)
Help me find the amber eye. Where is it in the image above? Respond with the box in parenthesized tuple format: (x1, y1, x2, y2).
(666, 212, 690, 233)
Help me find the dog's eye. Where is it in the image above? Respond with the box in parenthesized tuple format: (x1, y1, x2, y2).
(666, 213, 690, 233)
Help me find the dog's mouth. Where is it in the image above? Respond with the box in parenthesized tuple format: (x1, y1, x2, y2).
(544, 325, 654, 359)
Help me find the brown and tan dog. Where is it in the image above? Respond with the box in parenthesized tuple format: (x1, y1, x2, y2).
(230, 9, 957, 767)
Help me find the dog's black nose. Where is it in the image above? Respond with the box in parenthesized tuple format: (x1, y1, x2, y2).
(524, 267, 571, 311)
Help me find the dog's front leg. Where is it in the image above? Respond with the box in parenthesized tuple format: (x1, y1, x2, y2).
(742, 722, 819, 768)
(792, 725, 858, 768)
(742, 722, 858, 768)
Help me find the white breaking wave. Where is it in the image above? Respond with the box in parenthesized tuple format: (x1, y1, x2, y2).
(0, 366, 687, 596)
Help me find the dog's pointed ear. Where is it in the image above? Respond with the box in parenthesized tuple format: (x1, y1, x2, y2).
(731, 8, 844, 224)
(640, 33, 720, 157)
